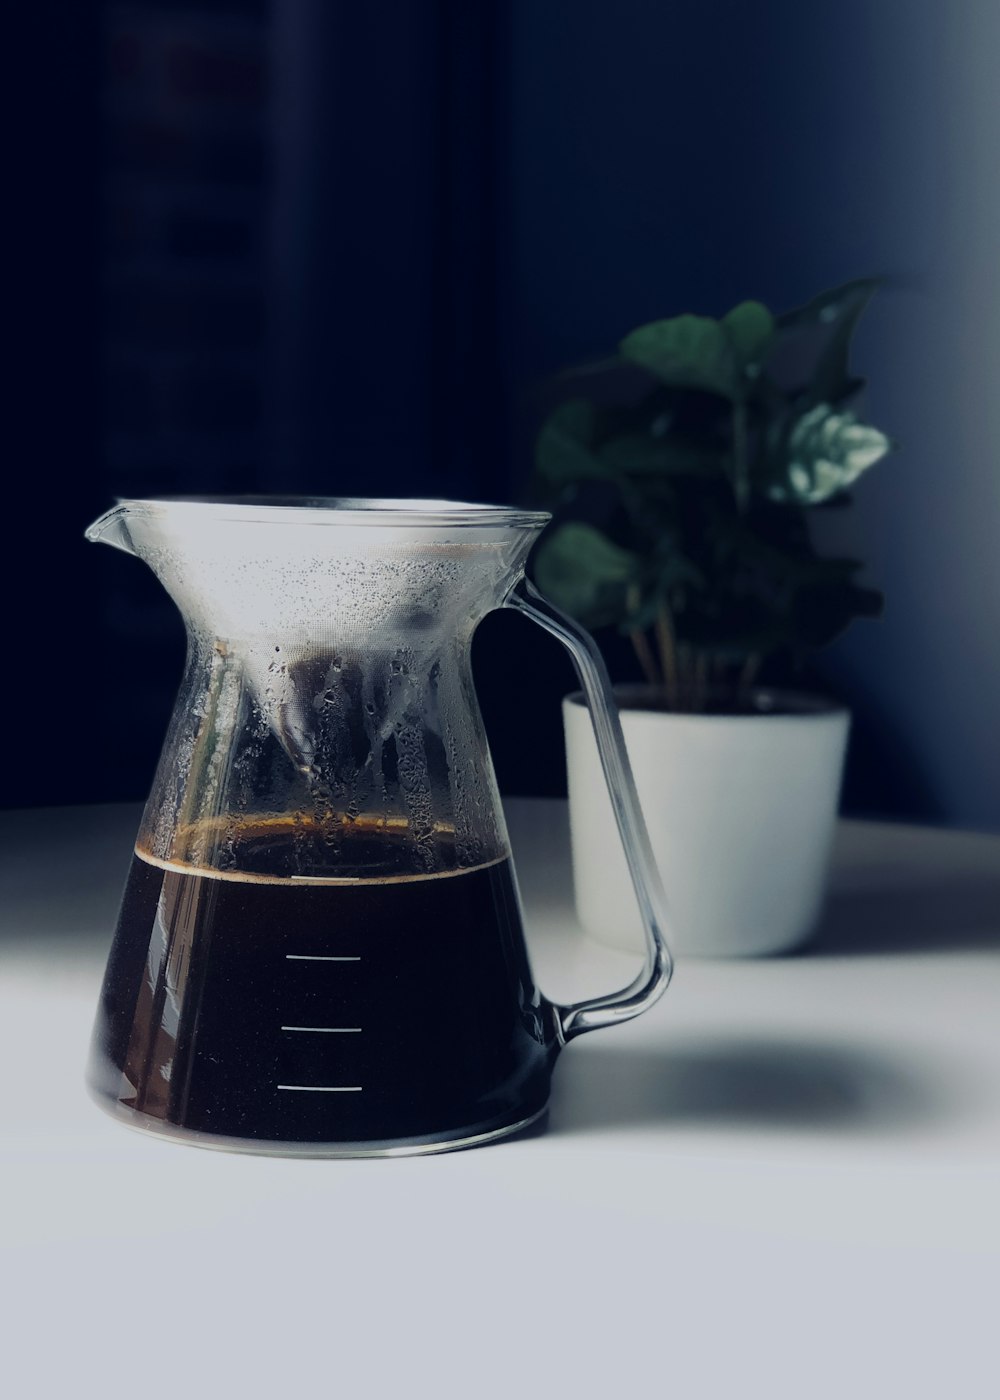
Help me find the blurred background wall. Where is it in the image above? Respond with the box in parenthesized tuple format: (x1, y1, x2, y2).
(7, 0, 999, 828)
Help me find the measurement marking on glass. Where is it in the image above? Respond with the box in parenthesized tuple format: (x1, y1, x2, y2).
(277, 1085, 363, 1093)
(285, 954, 361, 961)
(280, 1026, 362, 1033)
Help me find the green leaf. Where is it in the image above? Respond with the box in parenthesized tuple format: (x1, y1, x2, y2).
(722, 300, 775, 370)
(766, 404, 890, 504)
(683, 619, 795, 659)
(778, 277, 879, 332)
(533, 522, 639, 629)
(619, 315, 737, 398)
(599, 432, 721, 478)
(623, 560, 706, 629)
(720, 516, 867, 588)
(534, 400, 612, 487)
(776, 278, 879, 405)
(792, 579, 884, 650)
(657, 551, 706, 592)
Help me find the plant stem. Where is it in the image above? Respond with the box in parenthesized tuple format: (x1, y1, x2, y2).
(654, 605, 680, 710)
(629, 629, 661, 689)
(737, 653, 762, 703)
(693, 651, 709, 712)
(732, 396, 749, 511)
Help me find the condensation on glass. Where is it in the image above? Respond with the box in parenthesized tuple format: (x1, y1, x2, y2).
(86, 497, 673, 1156)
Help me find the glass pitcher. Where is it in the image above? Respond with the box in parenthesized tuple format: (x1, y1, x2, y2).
(85, 497, 673, 1156)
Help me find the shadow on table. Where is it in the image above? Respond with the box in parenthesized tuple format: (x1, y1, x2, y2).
(543, 1037, 952, 1139)
(0, 804, 138, 961)
(808, 877, 1000, 956)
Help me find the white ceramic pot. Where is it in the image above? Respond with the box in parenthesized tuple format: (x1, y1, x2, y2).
(563, 686, 850, 958)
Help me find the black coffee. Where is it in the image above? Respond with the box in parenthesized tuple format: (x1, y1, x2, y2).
(88, 819, 557, 1149)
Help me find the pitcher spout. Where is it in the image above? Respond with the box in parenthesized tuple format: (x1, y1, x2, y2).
(85, 503, 136, 555)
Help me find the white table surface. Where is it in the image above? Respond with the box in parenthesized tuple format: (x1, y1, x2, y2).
(1, 799, 998, 1399)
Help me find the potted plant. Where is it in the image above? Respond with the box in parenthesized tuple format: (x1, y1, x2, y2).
(530, 279, 891, 957)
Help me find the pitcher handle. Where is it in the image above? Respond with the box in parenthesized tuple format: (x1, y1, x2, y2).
(505, 579, 674, 1043)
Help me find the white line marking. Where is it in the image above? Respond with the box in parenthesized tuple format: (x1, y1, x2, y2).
(280, 1026, 362, 1034)
(277, 1085, 363, 1093)
(285, 954, 361, 961)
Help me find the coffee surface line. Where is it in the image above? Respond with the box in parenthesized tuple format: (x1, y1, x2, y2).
(135, 844, 509, 887)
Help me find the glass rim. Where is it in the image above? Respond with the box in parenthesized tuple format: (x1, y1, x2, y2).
(107, 495, 553, 530)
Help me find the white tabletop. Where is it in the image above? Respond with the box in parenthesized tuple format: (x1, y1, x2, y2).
(1, 799, 998, 1399)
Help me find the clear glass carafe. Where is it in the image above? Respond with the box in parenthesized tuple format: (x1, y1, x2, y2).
(86, 497, 673, 1156)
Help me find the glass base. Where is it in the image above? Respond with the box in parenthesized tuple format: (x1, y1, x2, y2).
(88, 1087, 549, 1158)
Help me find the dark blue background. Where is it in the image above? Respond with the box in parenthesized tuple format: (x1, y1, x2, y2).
(6, 0, 935, 818)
